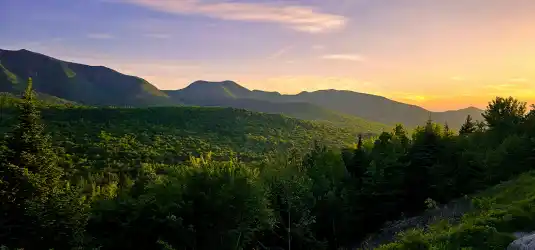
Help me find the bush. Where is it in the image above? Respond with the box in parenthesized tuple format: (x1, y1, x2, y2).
(89, 159, 274, 250)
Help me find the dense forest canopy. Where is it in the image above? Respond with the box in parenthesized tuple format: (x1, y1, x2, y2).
(1, 78, 534, 249)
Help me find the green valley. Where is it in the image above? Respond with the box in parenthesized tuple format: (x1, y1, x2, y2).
(3, 1, 532, 249)
(0, 78, 532, 249)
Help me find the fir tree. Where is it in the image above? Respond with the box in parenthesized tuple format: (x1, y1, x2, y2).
(459, 115, 476, 135)
(3, 78, 61, 196)
(403, 120, 440, 215)
(0, 78, 84, 248)
(357, 133, 363, 150)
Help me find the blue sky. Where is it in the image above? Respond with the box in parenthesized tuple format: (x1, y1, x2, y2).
(2, 0, 535, 110)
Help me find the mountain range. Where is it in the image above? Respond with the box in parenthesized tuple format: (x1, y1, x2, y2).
(0, 48, 483, 129)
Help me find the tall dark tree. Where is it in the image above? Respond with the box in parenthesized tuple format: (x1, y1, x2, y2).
(343, 133, 367, 180)
(483, 96, 526, 132)
(0, 78, 85, 249)
(357, 133, 363, 149)
(392, 124, 410, 150)
(0, 93, 8, 123)
(403, 120, 440, 215)
(459, 115, 477, 135)
(3, 78, 62, 194)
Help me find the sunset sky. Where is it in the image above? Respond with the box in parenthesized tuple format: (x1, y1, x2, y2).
(2, 0, 535, 111)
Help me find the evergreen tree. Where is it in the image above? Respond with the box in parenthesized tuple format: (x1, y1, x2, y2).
(0, 78, 85, 248)
(3, 78, 61, 196)
(459, 115, 476, 135)
(392, 124, 410, 150)
(403, 120, 440, 215)
(344, 133, 368, 181)
(483, 96, 526, 132)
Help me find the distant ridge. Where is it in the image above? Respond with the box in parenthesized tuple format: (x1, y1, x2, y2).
(0, 48, 172, 106)
(0, 48, 483, 129)
(167, 81, 483, 129)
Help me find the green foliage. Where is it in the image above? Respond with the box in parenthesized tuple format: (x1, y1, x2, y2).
(89, 159, 274, 249)
(459, 115, 477, 135)
(0, 78, 87, 249)
(0, 94, 533, 250)
(0, 105, 378, 166)
(376, 171, 535, 250)
(483, 96, 526, 132)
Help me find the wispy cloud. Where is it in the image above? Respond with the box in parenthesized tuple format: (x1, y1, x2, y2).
(450, 76, 467, 82)
(321, 54, 365, 61)
(117, 0, 347, 33)
(509, 77, 529, 83)
(143, 33, 171, 39)
(389, 92, 435, 103)
(312, 45, 325, 50)
(485, 82, 530, 92)
(87, 33, 114, 39)
(268, 46, 292, 59)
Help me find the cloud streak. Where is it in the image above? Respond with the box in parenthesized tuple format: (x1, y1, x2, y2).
(450, 76, 467, 82)
(509, 77, 529, 83)
(87, 33, 114, 39)
(144, 33, 172, 39)
(118, 0, 347, 33)
(321, 54, 365, 61)
(268, 46, 292, 59)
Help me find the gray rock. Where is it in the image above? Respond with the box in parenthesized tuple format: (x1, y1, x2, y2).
(508, 233, 535, 250)
(514, 232, 535, 239)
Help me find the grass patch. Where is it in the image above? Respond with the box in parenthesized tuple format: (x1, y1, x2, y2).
(0, 63, 19, 84)
(375, 171, 535, 250)
(61, 62, 77, 78)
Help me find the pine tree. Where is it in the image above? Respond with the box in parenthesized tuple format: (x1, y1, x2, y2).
(3, 78, 61, 196)
(392, 124, 410, 150)
(403, 119, 440, 215)
(0, 78, 84, 248)
(459, 115, 476, 135)
(357, 133, 363, 150)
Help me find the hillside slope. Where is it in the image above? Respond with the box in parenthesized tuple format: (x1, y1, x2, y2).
(374, 171, 535, 249)
(0, 50, 389, 130)
(0, 104, 369, 162)
(167, 81, 483, 129)
(0, 49, 172, 106)
(166, 81, 389, 132)
(249, 89, 483, 128)
(1, 48, 481, 129)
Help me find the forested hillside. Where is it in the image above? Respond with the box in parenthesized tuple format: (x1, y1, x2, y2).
(167, 92, 389, 131)
(0, 96, 376, 163)
(1, 78, 534, 250)
(0, 49, 482, 130)
(0, 49, 172, 106)
(166, 80, 483, 129)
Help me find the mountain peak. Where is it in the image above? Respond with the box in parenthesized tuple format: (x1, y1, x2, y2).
(187, 80, 249, 91)
(5, 48, 39, 55)
(173, 80, 251, 100)
(189, 80, 240, 86)
(0, 48, 171, 106)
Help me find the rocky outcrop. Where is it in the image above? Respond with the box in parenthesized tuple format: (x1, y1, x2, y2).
(508, 233, 535, 250)
(358, 197, 474, 249)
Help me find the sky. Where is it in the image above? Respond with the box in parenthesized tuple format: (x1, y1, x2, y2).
(2, 0, 535, 111)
